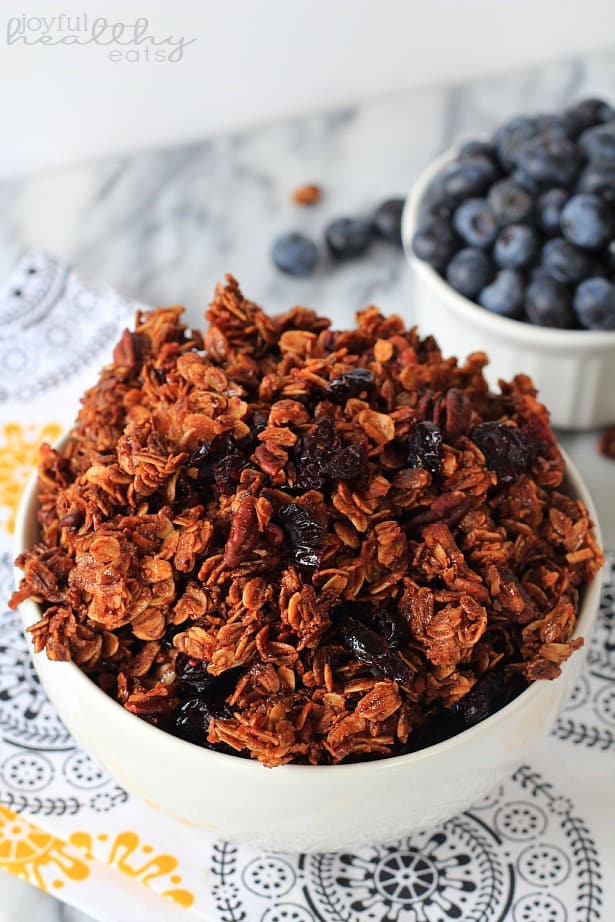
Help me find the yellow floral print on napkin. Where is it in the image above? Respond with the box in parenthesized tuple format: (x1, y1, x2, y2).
(70, 830, 195, 908)
(0, 421, 63, 534)
(0, 805, 90, 892)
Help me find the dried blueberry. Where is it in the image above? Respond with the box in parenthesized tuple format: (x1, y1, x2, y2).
(407, 421, 443, 476)
(340, 616, 415, 686)
(190, 432, 247, 494)
(294, 417, 368, 490)
(175, 653, 217, 695)
(324, 368, 375, 403)
(279, 503, 325, 570)
(332, 600, 407, 650)
(470, 421, 531, 485)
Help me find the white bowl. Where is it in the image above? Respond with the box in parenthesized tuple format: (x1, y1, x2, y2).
(13, 444, 602, 852)
(402, 149, 615, 431)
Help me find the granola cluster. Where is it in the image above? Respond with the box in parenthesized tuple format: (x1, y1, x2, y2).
(11, 277, 603, 766)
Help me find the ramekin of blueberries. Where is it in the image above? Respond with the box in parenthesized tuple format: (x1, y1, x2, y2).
(402, 98, 615, 430)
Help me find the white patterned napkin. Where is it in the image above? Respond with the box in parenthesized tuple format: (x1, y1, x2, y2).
(0, 253, 613, 922)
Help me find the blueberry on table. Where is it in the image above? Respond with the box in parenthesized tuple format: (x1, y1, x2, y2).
(325, 217, 371, 260)
(513, 135, 581, 187)
(446, 247, 493, 298)
(411, 213, 457, 270)
(479, 269, 525, 318)
(541, 238, 594, 285)
(537, 188, 568, 236)
(487, 179, 533, 226)
(371, 198, 405, 245)
(578, 122, 615, 163)
(272, 232, 318, 277)
(561, 193, 612, 250)
(494, 224, 538, 270)
(440, 156, 498, 202)
(525, 275, 575, 328)
(578, 162, 615, 204)
(574, 277, 615, 330)
(492, 115, 538, 170)
(453, 198, 497, 248)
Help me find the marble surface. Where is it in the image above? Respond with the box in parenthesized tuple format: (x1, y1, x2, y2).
(1, 48, 615, 922)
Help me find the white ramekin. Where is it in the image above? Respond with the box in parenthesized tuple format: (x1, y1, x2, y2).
(402, 149, 615, 431)
(13, 444, 602, 852)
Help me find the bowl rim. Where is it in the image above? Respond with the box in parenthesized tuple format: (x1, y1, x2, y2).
(401, 147, 615, 350)
(13, 433, 603, 778)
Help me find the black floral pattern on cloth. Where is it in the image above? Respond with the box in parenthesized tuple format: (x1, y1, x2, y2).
(0, 554, 127, 817)
(208, 765, 603, 922)
(0, 251, 137, 403)
(553, 553, 615, 752)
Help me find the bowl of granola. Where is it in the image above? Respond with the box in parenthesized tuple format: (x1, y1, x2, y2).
(11, 277, 603, 851)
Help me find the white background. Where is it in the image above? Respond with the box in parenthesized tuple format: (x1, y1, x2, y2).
(0, 0, 614, 180)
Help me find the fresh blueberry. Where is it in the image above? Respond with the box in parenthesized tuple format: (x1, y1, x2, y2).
(573, 278, 615, 330)
(511, 169, 540, 195)
(541, 238, 594, 284)
(411, 214, 457, 270)
(606, 239, 615, 273)
(525, 276, 575, 328)
(513, 135, 581, 187)
(421, 174, 455, 216)
(325, 218, 372, 260)
(271, 233, 318, 277)
(533, 114, 571, 140)
(578, 122, 615, 163)
(561, 194, 612, 249)
(494, 224, 538, 269)
(537, 188, 568, 236)
(372, 198, 405, 245)
(441, 156, 499, 203)
(564, 98, 614, 138)
(577, 162, 615, 204)
(458, 140, 498, 162)
(446, 247, 493, 298)
(493, 116, 538, 170)
(479, 269, 525, 317)
(453, 198, 497, 248)
(487, 179, 533, 226)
